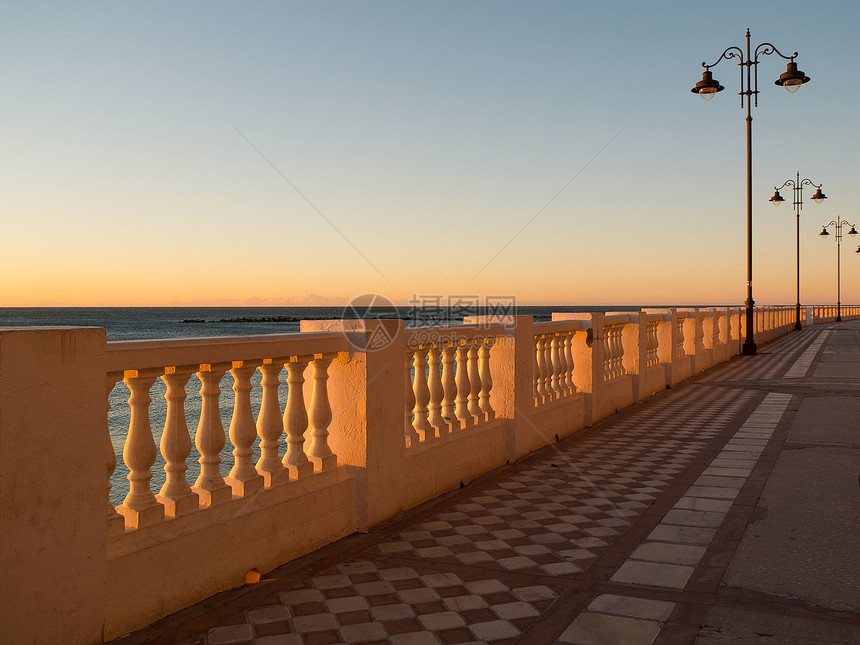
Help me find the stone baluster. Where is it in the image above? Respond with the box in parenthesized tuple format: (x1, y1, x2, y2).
(455, 343, 471, 425)
(536, 337, 548, 397)
(479, 339, 494, 418)
(193, 364, 232, 506)
(412, 347, 434, 441)
(441, 345, 457, 423)
(118, 371, 164, 528)
(533, 339, 540, 399)
(308, 354, 337, 471)
(226, 361, 264, 496)
(646, 321, 659, 367)
(564, 333, 575, 392)
(427, 346, 446, 433)
(256, 360, 285, 487)
(602, 326, 613, 380)
(283, 357, 314, 479)
(543, 335, 554, 396)
(675, 318, 686, 359)
(158, 367, 199, 516)
(695, 316, 704, 352)
(551, 335, 564, 395)
(467, 342, 482, 418)
(614, 325, 626, 376)
(106, 375, 125, 536)
(404, 351, 419, 446)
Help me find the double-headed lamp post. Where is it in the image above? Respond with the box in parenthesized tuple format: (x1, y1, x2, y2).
(770, 173, 827, 330)
(692, 29, 810, 355)
(819, 220, 858, 322)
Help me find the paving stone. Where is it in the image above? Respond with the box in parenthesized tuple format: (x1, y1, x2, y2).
(291, 613, 339, 633)
(558, 612, 661, 645)
(685, 485, 739, 500)
(631, 542, 707, 566)
(371, 603, 415, 620)
(465, 579, 509, 594)
(255, 635, 302, 645)
(390, 632, 441, 645)
(588, 593, 675, 621)
(469, 619, 521, 640)
(491, 601, 540, 619)
(663, 509, 726, 528)
(339, 621, 387, 642)
(418, 611, 466, 630)
(674, 496, 733, 513)
(611, 560, 695, 589)
(325, 596, 369, 613)
(512, 585, 557, 602)
(443, 594, 488, 611)
(420, 573, 462, 588)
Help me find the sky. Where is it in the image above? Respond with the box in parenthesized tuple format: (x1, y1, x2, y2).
(1, 0, 859, 307)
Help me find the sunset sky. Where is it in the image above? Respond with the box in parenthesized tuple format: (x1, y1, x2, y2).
(2, 1, 859, 307)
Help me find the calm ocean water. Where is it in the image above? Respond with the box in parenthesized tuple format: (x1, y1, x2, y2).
(1, 305, 659, 505)
(0, 305, 649, 340)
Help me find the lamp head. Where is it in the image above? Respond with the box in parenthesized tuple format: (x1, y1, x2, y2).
(769, 190, 785, 205)
(811, 188, 827, 203)
(856, 246, 860, 254)
(849, 226, 859, 236)
(692, 69, 724, 100)
(775, 60, 810, 93)
(820, 226, 830, 237)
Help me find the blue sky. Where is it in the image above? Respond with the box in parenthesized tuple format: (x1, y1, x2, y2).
(2, 1, 858, 306)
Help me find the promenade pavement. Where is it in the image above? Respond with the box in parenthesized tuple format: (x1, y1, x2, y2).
(112, 322, 860, 645)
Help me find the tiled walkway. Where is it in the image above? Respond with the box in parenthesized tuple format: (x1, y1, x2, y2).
(113, 325, 860, 645)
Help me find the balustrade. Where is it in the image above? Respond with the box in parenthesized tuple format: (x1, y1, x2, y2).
(402, 330, 499, 446)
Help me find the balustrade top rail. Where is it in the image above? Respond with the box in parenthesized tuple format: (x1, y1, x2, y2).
(106, 331, 353, 373)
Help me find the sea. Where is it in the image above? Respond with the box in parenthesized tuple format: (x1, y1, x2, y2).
(0, 305, 650, 340)
(0, 305, 662, 506)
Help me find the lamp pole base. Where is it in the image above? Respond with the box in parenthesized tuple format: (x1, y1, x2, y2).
(742, 339, 757, 355)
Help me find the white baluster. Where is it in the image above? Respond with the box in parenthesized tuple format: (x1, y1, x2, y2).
(226, 361, 264, 496)
(479, 339, 494, 418)
(283, 357, 314, 479)
(118, 372, 164, 528)
(468, 343, 482, 418)
(533, 338, 540, 400)
(106, 375, 124, 536)
(256, 361, 285, 487)
(543, 335, 553, 396)
(404, 351, 419, 447)
(427, 346, 446, 434)
(412, 347, 433, 441)
(564, 333, 576, 392)
(193, 364, 232, 506)
(614, 325, 626, 376)
(536, 337, 548, 397)
(158, 368, 199, 516)
(308, 354, 337, 471)
(551, 335, 563, 395)
(441, 345, 457, 423)
(455, 343, 471, 426)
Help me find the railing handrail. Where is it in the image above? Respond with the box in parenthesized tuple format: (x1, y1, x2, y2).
(105, 331, 353, 373)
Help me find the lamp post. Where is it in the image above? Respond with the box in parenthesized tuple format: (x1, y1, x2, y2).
(692, 29, 810, 355)
(819, 220, 858, 322)
(770, 173, 827, 330)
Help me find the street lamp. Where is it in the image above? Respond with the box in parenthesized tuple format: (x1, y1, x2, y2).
(692, 29, 810, 355)
(770, 172, 827, 330)
(819, 220, 858, 322)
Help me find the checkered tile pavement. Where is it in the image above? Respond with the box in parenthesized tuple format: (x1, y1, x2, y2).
(374, 385, 753, 578)
(207, 562, 557, 645)
(113, 327, 822, 645)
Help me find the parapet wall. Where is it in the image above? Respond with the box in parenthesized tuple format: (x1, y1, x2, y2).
(1, 305, 858, 643)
